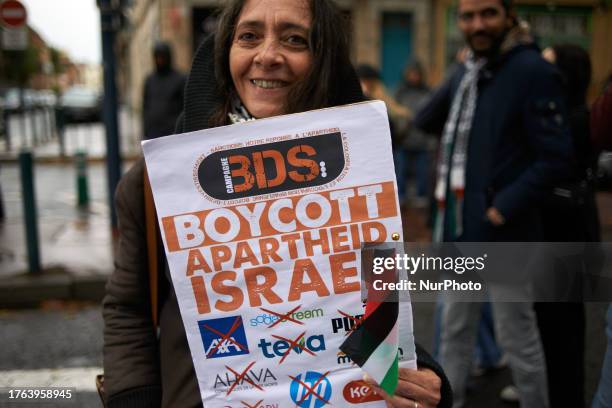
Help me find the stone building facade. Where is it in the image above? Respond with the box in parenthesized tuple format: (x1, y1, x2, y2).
(118, 0, 612, 120)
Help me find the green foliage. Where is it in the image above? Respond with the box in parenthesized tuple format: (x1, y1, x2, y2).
(0, 42, 40, 87)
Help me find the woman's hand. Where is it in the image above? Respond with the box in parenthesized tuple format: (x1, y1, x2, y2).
(363, 367, 442, 408)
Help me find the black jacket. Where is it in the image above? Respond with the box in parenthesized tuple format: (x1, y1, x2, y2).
(104, 35, 452, 408)
(415, 44, 571, 242)
(143, 69, 186, 139)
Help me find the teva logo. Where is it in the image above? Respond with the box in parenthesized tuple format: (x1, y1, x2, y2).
(331, 313, 364, 334)
(337, 347, 404, 365)
(195, 132, 346, 200)
(342, 380, 384, 403)
(198, 315, 249, 359)
(289, 371, 332, 408)
(250, 308, 324, 327)
(258, 333, 326, 360)
(214, 367, 277, 393)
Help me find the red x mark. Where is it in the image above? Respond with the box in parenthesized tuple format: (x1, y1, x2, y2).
(203, 316, 247, 358)
(260, 304, 303, 328)
(240, 400, 263, 408)
(338, 309, 364, 336)
(271, 331, 316, 364)
(224, 361, 263, 396)
(288, 370, 331, 405)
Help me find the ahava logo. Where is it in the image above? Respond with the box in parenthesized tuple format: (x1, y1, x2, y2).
(213, 367, 278, 393)
(195, 132, 346, 200)
(289, 371, 332, 408)
(342, 380, 384, 404)
(198, 316, 249, 359)
(258, 333, 326, 359)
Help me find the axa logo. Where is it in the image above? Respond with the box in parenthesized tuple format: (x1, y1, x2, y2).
(257, 333, 326, 359)
(289, 371, 332, 408)
(198, 316, 249, 359)
(342, 380, 384, 404)
(214, 367, 278, 391)
(195, 132, 346, 200)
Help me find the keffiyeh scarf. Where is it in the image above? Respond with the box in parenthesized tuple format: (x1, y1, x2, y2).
(433, 53, 486, 242)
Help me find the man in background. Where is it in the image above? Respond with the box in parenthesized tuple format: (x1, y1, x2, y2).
(414, 0, 571, 406)
(142, 42, 186, 140)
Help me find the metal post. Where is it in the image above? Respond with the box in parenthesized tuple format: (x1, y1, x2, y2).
(2, 109, 10, 152)
(0, 182, 4, 222)
(75, 151, 89, 207)
(29, 107, 37, 146)
(55, 106, 65, 157)
(19, 89, 27, 149)
(18, 151, 41, 274)
(98, 0, 122, 229)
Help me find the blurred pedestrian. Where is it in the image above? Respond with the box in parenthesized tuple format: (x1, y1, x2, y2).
(535, 44, 600, 408)
(356, 64, 412, 203)
(142, 41, 186, 140)
(414, 0, 571, 406)
(591, 76, 612, 152)
(395, 60, 435, 206)
(103, 1, 452, 407)
(591, 81, 612, 408)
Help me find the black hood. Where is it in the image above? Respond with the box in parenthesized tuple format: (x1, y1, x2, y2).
(153, 41, 173, 74)
(181, 34, 365, 133)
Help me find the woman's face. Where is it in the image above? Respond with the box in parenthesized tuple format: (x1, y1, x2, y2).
(230, 0, 313, 119)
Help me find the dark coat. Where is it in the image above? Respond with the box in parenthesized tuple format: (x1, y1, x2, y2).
(103, 35, 452, 407)
(142, 69, 186, 139)
(415, 44, 572, 242)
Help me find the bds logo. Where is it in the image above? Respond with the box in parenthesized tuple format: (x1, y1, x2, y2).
(198, 316, 249, 359)
(290, 371, 332, 408)
(258, 334, 326, 359)
(343, 380, 384, 403)
(195, 132, 346, 200)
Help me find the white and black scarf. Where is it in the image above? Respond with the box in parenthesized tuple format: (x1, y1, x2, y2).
(432, 21, 534, 242)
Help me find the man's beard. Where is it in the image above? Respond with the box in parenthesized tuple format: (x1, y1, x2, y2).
(467, 29, 507, 58)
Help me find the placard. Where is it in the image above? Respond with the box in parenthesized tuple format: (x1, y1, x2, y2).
(142, 101, 417, 407)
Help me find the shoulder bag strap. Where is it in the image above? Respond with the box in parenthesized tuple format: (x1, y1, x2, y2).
(143, 165, 159, 328)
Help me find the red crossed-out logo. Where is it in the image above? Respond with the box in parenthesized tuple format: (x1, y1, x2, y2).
(240, 400, 263, 408)
(289, 370, 332, 406)
(271, 331, 317, 364)
(223, 361, 264, 396)
(260, 304, 304, 328)
(198, 316, 249, 359)
(336, 309, 364, 336)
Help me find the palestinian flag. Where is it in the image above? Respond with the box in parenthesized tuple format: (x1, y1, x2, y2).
(340, 247, 399, 395)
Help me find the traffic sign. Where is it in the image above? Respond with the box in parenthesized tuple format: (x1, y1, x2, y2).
(2, 27, 27, 50)
(0, 0, 27, 29)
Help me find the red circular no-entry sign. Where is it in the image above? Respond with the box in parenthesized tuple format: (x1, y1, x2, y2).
(0, 0, 27, 29)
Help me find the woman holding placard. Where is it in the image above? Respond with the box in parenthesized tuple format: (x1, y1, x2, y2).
(102, 1, 451, 407)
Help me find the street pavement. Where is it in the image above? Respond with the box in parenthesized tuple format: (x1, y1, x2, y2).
(0, 128, 611, 406)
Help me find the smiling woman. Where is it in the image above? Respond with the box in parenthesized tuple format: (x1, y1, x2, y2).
(229, 0, 313, 119)
(211, 0, 354, 125)
(102, 0, 452, 407)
